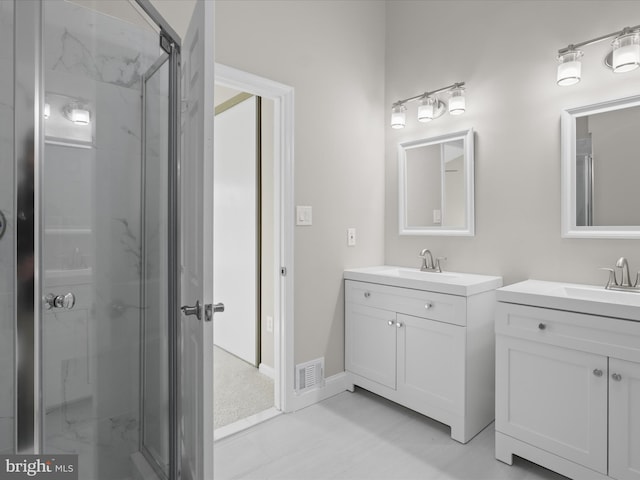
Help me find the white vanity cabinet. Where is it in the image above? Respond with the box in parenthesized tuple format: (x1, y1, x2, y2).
(495, 281, 640, 480)
(344, 267, 502, 444)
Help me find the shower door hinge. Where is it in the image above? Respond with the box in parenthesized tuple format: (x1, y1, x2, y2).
(159, 31, 172, 54)
(280, 267, 287, 276)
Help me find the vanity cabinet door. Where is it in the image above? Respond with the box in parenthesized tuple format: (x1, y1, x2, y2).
(396, 313, 464, 414)
(345, 303, 397, 389)
(496, 336, 608, 474)
(609, 358, 640, 480)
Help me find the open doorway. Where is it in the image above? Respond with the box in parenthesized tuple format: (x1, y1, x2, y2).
(213, 85, 277, 432)
(213, 63, 295, 442)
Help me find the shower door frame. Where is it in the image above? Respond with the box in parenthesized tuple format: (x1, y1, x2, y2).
(14, 1, 183, 478)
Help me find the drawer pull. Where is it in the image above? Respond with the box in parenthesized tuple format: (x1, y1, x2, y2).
(538, 323, 546, 330)
(364, 291, 371, 298)
(388, 320, 395, 326)
(593, 369, 603, 377)
(612, 373, 622, 381)
(425, 303, 433, 309)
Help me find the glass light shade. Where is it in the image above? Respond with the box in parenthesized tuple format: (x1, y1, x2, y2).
(417, 96, 435, 122)
(391, 104, 406, 129)
(448, 88, 465, 115)
(43, 103, 50, 119)
(556, 50, 583, 86)
(612, 32, 640, 73)
(70, 108, 90, 125)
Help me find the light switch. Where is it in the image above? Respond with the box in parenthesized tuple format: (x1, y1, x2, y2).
(347, 228, 356, 246)
(296, 206, 312, 226)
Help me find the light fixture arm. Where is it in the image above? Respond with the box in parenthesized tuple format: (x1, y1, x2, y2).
(558, 24, 640, 54)
(393, 82, 465, 106)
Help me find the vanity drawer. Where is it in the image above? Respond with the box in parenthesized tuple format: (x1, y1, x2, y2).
(346, 280, 467, 326)
(496, 302, 640, 362)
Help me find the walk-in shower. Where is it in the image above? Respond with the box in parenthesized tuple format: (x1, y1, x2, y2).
(1, 1, 180, 478)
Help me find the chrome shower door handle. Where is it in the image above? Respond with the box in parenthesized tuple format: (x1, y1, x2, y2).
(44, 292, 76, 310)
(181, 300, 201, 320)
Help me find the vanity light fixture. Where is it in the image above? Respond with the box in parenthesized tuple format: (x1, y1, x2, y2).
(63, 102, 91, 126)
(557, 24, 640, 86)
(390, 82, 465, 128)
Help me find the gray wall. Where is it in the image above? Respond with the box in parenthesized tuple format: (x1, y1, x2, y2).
(385, 0, 640, 287)
(215, 0, 387, 377)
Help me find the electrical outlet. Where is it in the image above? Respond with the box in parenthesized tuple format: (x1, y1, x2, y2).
(347, 228, 356, 246)
(266, 316, 273, 333)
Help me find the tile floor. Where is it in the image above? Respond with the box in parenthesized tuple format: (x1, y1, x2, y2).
(214, 387, 569, 480)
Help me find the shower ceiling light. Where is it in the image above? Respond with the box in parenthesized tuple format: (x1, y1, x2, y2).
(63, 102, 91, 125)
(557, 24, 640, 86)
(390, 82, 466, 129)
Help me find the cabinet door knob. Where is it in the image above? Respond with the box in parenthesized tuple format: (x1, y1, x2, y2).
(425, 303, 433, 309)
(538, 323, 546, 330)
(612, 373, 622, 381)
(388, 320, 395, 326)
(593, 369, 603, 377)
(364, 291, 371, 298)
(396, 322, 403, 328)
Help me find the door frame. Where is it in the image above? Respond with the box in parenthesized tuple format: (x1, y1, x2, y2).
(214, 64, 295, 413)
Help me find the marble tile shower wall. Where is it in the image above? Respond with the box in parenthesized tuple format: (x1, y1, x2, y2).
(0, 0, 14, 456)
(41, 2, 158, 477)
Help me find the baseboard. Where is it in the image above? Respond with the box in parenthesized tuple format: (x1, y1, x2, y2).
(290, 371, 349, 411)
(258, 363, 275, 379)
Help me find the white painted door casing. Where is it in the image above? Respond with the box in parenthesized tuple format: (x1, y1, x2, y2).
(180, 1, 214, 479)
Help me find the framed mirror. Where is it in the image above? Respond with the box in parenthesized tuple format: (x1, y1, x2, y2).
(561, 95, 640, 238)
(398, 128, 474, 236)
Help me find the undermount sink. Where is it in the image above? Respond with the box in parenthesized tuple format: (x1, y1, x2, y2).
(497, 279, 640, 321)
(343, 265, 502, 296)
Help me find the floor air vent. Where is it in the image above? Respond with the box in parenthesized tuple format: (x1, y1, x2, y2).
(295, 357, 325, 393)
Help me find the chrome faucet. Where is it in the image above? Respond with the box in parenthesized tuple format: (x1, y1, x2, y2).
(419, 249, 445, 273)
(602, 256, 640, 292)
(616, 257, 633, 287)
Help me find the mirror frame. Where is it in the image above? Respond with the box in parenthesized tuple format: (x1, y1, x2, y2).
(398, 128, 474, 236)
(561, 95, 640, 239)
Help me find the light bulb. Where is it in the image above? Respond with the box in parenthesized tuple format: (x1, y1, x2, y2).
(612, 32, 640, 73)
(391, 104, 406, 129)
(448, 87, 465, 115)
(557, 50, 583, 86)
(417, 96, 435, 122)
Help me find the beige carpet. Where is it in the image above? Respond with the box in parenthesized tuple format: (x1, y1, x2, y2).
(213, 346, 274, 430)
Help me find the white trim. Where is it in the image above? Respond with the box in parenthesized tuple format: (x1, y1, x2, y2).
(213, 407, 282, 442)
(258, 363, 275, 379)
(561, 94, 640, 239)
(290, 372, 350, 412)
(398, 128, 475, 236)
(214, 63, 295, 413)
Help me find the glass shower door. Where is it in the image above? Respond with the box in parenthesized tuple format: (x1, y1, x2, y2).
(39, 1, 175, 478)
(140, 54, 170, 475)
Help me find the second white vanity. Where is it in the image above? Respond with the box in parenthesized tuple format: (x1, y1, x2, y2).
(495, 280, 640, 480)
(344, 265, 502, 443)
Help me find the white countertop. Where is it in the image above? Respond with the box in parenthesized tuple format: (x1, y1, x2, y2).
(497, 279, 640, 321)
(344, 265, 503, 297)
